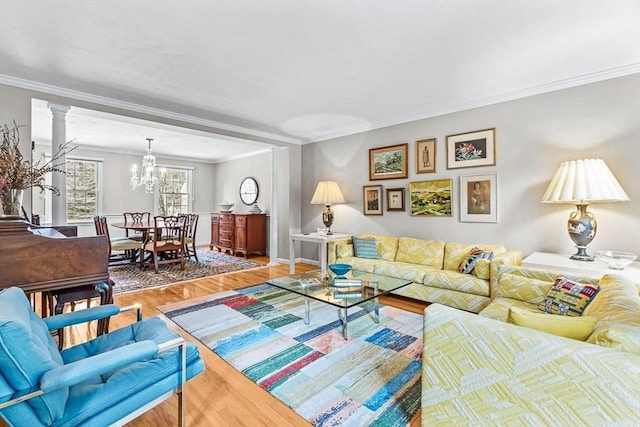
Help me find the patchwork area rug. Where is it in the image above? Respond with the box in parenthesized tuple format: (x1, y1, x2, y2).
(158, 284, 423, 426)
(109, 250, 265, 294)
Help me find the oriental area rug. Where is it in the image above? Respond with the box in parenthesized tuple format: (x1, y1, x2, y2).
(109, 250, 266, 294)
(158, 284, 423, 426)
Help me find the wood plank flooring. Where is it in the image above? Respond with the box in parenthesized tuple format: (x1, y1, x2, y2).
(58, 251, 428, 426)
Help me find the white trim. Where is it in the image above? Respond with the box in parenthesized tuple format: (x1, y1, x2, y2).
(0, 74, 302, 145)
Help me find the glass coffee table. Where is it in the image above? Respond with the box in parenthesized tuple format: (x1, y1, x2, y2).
(267, 269, 412, 339)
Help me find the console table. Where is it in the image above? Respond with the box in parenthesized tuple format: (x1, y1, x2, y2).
(289, 232, 351, 274)
(522, 251, 640, 285)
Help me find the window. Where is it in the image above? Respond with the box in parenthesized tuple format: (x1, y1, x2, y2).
(156, 166, 193, 216)
(66, 159, 101, 220)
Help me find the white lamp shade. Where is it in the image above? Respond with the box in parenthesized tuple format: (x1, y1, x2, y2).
(542, 159, 629, 204)
(310, 181, 346, 205)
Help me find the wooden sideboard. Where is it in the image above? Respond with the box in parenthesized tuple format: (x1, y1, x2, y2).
(210, 213, 267, 257)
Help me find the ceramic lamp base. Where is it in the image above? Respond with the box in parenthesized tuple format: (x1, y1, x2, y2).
(322, 204, 334, 234)
(567, 203, 596, 262)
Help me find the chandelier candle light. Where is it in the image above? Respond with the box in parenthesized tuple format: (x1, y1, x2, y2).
(130, 138, 157, 193)
(542, 158, 629, 261)
(310, 181, 346, 235)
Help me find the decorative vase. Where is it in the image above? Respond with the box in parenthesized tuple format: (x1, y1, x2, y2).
(0, 188, 24, 217)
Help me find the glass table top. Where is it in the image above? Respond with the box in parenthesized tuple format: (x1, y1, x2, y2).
(266, 269, 412, 308)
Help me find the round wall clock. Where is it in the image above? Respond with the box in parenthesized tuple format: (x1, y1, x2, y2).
(239, 177, 259, 205)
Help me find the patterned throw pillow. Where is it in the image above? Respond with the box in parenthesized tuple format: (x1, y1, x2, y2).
(538, 276, 600, 316)
(352, 236, 379, 259)
(458, 247, 494, 275)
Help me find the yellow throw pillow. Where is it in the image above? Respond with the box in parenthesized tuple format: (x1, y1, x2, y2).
(473, 259, 491, 280)
(508, 306, 596, 341)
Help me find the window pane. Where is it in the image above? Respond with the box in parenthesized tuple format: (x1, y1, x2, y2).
(158, 168, 189, 216)
(66, 160, 98, 220)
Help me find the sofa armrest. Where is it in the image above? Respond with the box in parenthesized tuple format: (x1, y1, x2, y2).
(489, 249, 522, 298)
(422, 303, 640, 425)
(327, 237, 353, 264)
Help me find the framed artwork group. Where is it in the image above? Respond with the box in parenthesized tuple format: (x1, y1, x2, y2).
(363, 128, 498, 222)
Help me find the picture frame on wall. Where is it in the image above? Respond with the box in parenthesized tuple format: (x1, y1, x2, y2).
(409, 179, 452, 217)
(459, 174, 497, 223)
(369, 143, 408, 181)
(446, 128, 496, 169)
(363, 185, 383, 215)
(386, 187, 405, 211)
(416, 138, 436, 174)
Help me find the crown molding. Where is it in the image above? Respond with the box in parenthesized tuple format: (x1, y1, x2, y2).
(0, 74, 302, 145)
(306, 63, 640, 143)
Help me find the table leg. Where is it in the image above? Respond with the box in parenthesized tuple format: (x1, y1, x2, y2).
(304, 296, 310, 325)
(338, 307, 348, 339)
(373, 281, 380, 324)
(320, 239, 327, 274)
(289, 237, 296, 274)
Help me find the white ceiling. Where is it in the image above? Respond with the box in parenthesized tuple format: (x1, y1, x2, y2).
(2, 1, 639, 160)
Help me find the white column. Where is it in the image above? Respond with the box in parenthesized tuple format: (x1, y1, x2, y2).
(48, 103, 71, 225)
(269, 145, 279, 266)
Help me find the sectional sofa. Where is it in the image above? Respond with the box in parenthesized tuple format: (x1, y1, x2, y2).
(421, 265, 640, 425)
(327, 233, 522, 313)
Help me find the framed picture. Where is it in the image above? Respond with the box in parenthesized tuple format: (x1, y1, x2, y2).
(369, 143, 408, 181)
(446, 128, 496, 169)
(409, 179, 452, 217)
(363, 185, 383, 215)
(386, 187, 405, 211)
(460, 174, 497, 223)
(416, 138, 436, 174)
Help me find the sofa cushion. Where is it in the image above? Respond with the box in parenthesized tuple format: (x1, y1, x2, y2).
(372, 261, 434, 283)
(508, 307, 596, 341)
(352, 236, 378, 259)
(0, 288, 68, 424)
(443, 242, 505, 271)
(473, 259, 491, 280)
(361, 234, 398, 261)
(334, 256, 379, 273)
(336, 242, 354, 258)
(423, 269, 490, 297)
(394, 237, 445, 269)
(497, 272, 554, 303)
(538, 276, 600, 316)
(583, 274, 640, 354)
(479, 297, 539, 322)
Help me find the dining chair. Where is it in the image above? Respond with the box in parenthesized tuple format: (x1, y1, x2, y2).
(123, 211, 151, 241)
(95, 215, 141, 264)
(0, 286, 205, 427)
(141, 215, 188, 273)
(179, 213, 200, 262)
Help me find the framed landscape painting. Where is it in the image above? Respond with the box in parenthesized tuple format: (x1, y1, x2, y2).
(363, 185, 383, 215)
(416, 138, 436, 174)
(446, 128, 496, 169)
(369, 143, 408, 181)
(460, 174, 497, 222)
(409, 179, 452, 217)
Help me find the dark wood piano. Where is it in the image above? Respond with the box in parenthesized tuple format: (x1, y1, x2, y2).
(0, 219, 112, 344)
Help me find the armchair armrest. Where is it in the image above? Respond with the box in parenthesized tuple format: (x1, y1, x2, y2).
(42, 303, 142, 331)
(40, 340, 160, 392)
(490, 249, 523, 299)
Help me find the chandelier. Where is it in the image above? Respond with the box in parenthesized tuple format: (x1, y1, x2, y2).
(130, 138, 157, 193)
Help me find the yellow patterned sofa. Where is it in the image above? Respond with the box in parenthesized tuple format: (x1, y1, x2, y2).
(421, 266, 640, 425)
(327, 234, 522, 313)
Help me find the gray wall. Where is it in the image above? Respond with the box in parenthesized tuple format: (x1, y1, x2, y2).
(301, 74, 640, 260)
(0, 83, 302, 259)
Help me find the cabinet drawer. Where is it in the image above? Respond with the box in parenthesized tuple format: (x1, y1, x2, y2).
(220, 214, 234, 223)
(220, 223, 234, 232)
(219, 238, 232, 248)
(220, 229, 233, 238)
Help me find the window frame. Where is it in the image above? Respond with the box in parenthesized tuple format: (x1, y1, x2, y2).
(153, 164, 194, 216)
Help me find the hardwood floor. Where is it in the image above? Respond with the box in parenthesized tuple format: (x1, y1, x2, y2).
(60, 252, 428, 426)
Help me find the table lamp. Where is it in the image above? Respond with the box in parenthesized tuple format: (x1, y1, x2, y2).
(310, 181, 346, 235)
(542, 158, 629, 261)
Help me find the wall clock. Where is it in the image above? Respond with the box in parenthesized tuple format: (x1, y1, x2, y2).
(239, 177, 259, 205)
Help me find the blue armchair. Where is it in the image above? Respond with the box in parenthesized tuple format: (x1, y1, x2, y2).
(0, 287, 205, 426)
